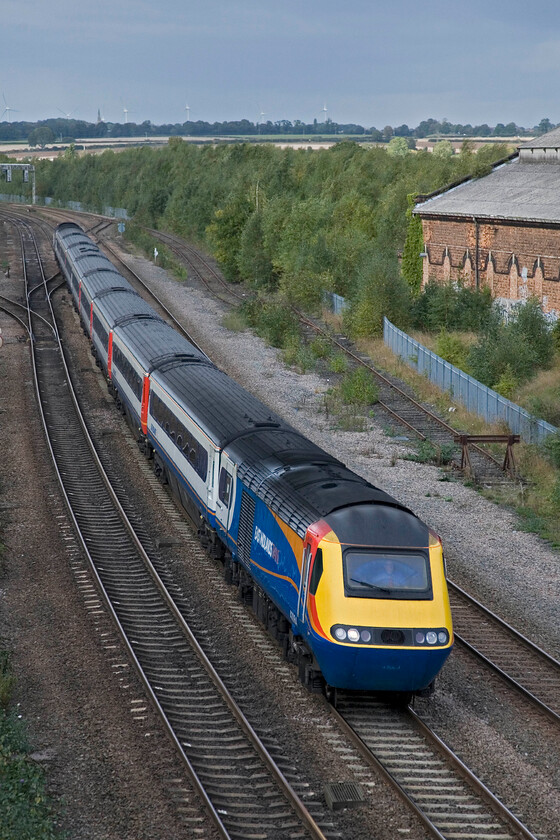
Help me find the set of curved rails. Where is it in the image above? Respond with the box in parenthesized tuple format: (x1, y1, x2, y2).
(2, 204, 558, 839)
(3, 213, 334, 840)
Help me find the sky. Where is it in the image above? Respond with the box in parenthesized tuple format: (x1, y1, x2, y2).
(2, 0, 560, 129)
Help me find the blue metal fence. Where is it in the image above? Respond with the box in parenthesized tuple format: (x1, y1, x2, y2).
(383, 317, 557, 444)
(323, 291, 348, 315)
(1, 194, 128, 218)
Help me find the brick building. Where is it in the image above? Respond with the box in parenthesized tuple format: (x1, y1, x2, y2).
(413, 128, 560, 320)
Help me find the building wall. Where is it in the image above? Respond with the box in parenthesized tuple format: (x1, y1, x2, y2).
(421, 217, 560, 317)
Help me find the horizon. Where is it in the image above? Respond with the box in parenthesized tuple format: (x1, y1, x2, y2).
(3, 1, 560, 129)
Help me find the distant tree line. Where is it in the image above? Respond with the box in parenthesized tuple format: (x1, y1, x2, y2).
(34, 137, 510, 327)
(0, 114, 556, 144)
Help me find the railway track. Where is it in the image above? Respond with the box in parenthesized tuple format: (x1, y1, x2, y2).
(9, 212, 337, 840)
(3, 205, 557, 838)
(449, 581, 560, 723)
(334, 696, 540, 840)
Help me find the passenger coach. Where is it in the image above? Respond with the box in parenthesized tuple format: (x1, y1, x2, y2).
(54, 222, 453, 699)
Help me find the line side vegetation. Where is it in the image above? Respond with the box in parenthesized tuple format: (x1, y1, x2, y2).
(8, 136, 560, 542)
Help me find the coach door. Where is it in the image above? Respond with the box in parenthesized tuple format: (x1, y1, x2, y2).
(215, 453, 236, 534)
(297, 542, 313, 625)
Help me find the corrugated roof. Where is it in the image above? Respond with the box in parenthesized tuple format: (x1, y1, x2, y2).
(415, 156, 560, 224)
(519, 127, 560, 149)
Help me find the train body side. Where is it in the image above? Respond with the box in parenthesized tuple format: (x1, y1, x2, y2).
(53, 222, 453, 695)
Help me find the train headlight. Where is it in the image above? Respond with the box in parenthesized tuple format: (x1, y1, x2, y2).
(360, 629, 372, 643)
(334, 627, 347, 641)
(347, 628, 360, 643)
(414, 628, 449, 646)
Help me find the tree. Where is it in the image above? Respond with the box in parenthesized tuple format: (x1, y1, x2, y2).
(28, 126, 54, 148)
(432, 140, 454, 159)
(401, 194, 424, 296)
(386, 136, 410, 157)
(538, 118, 553, 135)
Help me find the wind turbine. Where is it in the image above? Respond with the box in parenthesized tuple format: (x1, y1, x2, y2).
(321, 102, 328, 123)
(57, 107, 77, 119)
(1, 93, 18, 122)
(185, 103, 190, 122)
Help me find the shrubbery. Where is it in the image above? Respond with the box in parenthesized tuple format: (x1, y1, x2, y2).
(467, 299, 554, 393)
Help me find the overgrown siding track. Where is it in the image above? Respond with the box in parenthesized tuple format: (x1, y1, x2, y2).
(145, 225, 509, 484)
(10, 212, 334, 840)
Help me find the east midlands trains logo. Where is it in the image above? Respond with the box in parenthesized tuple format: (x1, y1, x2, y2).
(254, 526, 280, 563)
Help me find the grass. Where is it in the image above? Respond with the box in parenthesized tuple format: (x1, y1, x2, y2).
(0, 648, 59, 839)
(0, 489, 60, 837)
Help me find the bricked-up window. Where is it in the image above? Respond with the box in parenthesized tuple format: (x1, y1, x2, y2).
(149, 392, 208, 481)
(92, 313, 109, 351)
(112, 345, 142, 401)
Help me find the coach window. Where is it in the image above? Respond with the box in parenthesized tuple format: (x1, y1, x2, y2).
(218, 469, 232, 505)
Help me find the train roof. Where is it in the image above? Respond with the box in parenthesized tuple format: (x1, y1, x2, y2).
(93, 288, 160, 327)
(114, 317, 212, 372)
(81, 273, 134, 301)
(150, 361, 412, 537)
(152, 362, 289, 447)
(230, 428, 411, 538)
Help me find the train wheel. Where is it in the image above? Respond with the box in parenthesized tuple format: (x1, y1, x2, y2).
(153, 456, 167, 485)
(324, 684, 338, 708)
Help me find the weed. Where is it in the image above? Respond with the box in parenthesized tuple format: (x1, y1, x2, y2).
(282, 336, 315, 373)
(328, 353, 348, 374)
(221, 309, 248, 332)
(337, 411, 368, 432)
(310, 335, 331, 359)
(339, 367, 379, 406)
(0, 649, 58, 838)
(542, 431, 560, 468)
(404, 440, 456, 466)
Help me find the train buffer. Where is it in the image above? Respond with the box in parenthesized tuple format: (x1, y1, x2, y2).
(453, 433, 520, 478)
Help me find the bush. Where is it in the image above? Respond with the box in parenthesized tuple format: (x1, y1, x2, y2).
(240, 297, 299, 348)
(542, 432, 560, 468)
(344, 249, 411, 337)
(468, 298, 553, 390)
(494, 364, 518, 398)
(411, 279, 493, 333)
(339, 367, 379, 406)
(435, 329, 470, 370)
(510, 298, 554, 369)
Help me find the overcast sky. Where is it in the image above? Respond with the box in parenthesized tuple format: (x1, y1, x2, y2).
(2, 0, 559, 128)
